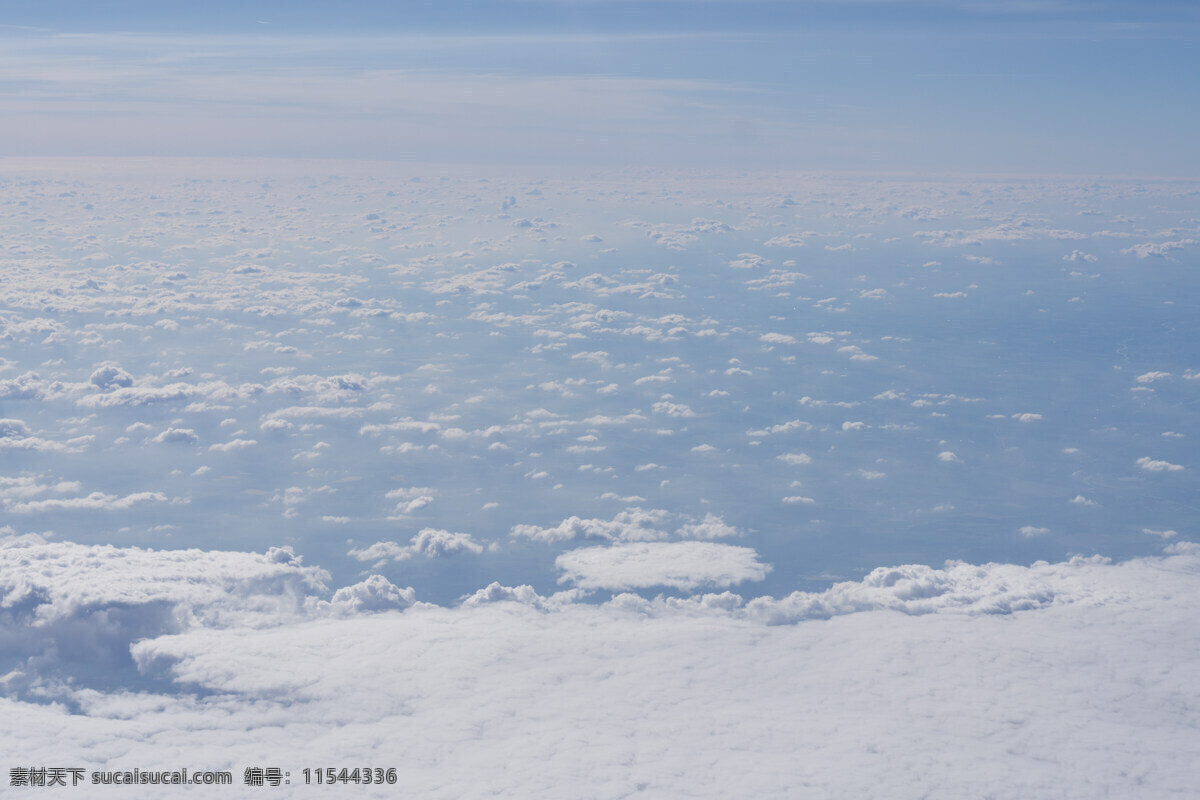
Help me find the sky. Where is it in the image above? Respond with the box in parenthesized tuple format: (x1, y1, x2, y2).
(0, 0, 1198, 173)
(2, 2, 1199, 797)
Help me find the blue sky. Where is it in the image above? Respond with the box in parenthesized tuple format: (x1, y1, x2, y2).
(2, 0, 1197, 174)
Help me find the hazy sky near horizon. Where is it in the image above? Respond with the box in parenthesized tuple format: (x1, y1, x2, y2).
(2, 0, 1197, 174)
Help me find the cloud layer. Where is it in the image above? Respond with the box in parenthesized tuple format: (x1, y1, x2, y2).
(2, 534, 1198, 798)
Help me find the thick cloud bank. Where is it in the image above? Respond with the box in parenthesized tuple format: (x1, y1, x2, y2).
(2, 534, 1199, 798)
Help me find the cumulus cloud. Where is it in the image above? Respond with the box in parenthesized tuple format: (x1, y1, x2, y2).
(675, 513, 740, 540)
(151, 427, 199, 444)
(329, 575, 416, 613)
(511, 508, 670, 543)
(652, 400, 696, 417)
(409, 528, 484, 558)
(1137, 457, 1184, 472)
(1121, 239, 1196, 259)
(555, 542, 771, 590)
(349, 529, 482, 564)
(759, 332, 797, 344)
(89, 362, 134, 390)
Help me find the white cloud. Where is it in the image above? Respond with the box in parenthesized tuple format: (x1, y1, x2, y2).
(152, 427, 199, 444)
(8, 491, 168, 514)
(1142, 528, 1178, 539)
(394, 495, 435, 515)
(555, 542, 770, 590)
(329, 575, 416, 613)
(727, 253, 768, 269)
(1, 531, 1200, 798)
(1137, 457, 1184, 472)
(0, 419, 92, 454)
(89, 362, 134, 390)
(759, 332, 797, 345)
(1135, 371, 1171, 383)
(1121, 239, 1197, 259)
(410, 528, 484, 558)
(348, 540, 412, 563)
(764, 233, 808, 247)
(652, 400, 696, 417)
(777, 452, 812, 465)
(675, 513, 740, 540)
(938, 451, 961, 462)
(350, 529, 483, 564)
(511, 508, 670, 543)
(208, 438, 257, 452)
(1019, 526, 1050, 537)
(747, 420, 812, 437)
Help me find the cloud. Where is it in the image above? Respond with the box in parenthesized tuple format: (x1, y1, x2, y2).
(207, 438, 257, 452)
(938, 451, 961, 462)
(8, 491, 169, 514)
(759, 332, 797, 345)
(777, 452, 812, 465)
(348, 540, 412, 563)
(1121, 239, 1197, 259)
(152, 427, 199, 444)
(1137, 457, 1184, 472)
(511, 508, 670, 543)
(0, 420, 92, 454)
(89, 362, 134, 390)
(329, 575, 416, 613)
(386, 489, 436, 516)
(675, 513, 740, 540)
(555, 542, 771, 590)
(651, 400, 696, 417)
(0, 534, 329, 685)
(409, 528, 484, 558)
(764, 233, 808, 247)
(748, 420, 812, 438)
(2, 532, 1200, 798)
(460, 581, 582, 610)
(727, 253, 769, 269)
